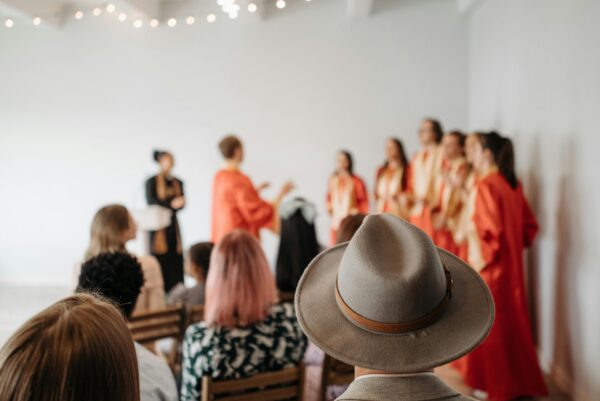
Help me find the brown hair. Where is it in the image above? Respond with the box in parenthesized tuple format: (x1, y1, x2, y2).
(219, 135, 243, 159)
(479, 131, 518, 189)
(447, 130, 466, 148)
(0, 293, 140, 401)
(424, 118, 444, 144)
(85, 204, 131, 260)
(336, 214, 367, 244)
(380, 138, 409, 190)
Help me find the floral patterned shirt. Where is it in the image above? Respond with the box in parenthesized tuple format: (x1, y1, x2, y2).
(180, 302, 307, 401)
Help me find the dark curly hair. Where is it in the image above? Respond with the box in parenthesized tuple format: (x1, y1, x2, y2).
(77, 252, 145, 318)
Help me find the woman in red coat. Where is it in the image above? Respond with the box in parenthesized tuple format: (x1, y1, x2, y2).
(454, 132, 548, 401)
(326, 150, 369, 245)
(374, 137, 410, 219)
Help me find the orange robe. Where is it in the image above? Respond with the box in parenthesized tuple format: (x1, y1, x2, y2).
(326, 174, 369, 244)
(431, 157, 468, 255)
(374, 165, 409, 219)
(211, 169, 274, 244)
(407, 146, 443, 237)
(452, 171, 548, 401)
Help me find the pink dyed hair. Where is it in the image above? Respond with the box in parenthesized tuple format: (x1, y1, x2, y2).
(205, 229, 278, 327)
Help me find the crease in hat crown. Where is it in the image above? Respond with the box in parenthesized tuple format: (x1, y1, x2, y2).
(336, 214, 449, 328)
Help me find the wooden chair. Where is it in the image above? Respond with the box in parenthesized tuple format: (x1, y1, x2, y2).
(186, 304, 205, 327)
(201, 365, 305, 401)
(128, 304, 185, 371)
(278, 291, 295, 303)
(319, 355, 354, 401)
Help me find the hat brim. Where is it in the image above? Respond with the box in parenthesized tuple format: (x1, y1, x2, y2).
(294, 243, 495, 372)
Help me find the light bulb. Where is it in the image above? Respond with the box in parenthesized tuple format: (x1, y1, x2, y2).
(276, 0, 286, 9)
(106, 4, 116, 13)
(186, 16, 195, 25)
(133, 19, 143, 28)
(5, 18, 14, 28)
(150, 19, 159, 28)
(74, 10, 84, 20)
(118, 13, 127, 22)
(248, 3, 257, 12)
(93, 7, 102, 16)
(33, 17, 42, 26)
(206, 14, 216, 23)
(167, 18, 177, 27)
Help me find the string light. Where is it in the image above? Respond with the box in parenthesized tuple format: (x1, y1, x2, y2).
(74, 10, 84, 20)
(118, 13, 127, 22)
(248, 3, 258, 12)
(93, 8, 102, 16)
(186, 16, 195, 25)
(133, 19, 143, 28)
(32, 17, 42, 26)
(276, 0, 286, 9)
(106, 4, 116, 13)
(150, 19, 159, 28)
(206, 14, 216, 23)
(229, 12, 238, 19)
(167, 18, 177, 27)
(5, 18, 14, 28)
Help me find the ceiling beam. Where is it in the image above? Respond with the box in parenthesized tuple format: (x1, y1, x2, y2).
(347, 0, 374, 18)
(115, 0, 162, 19)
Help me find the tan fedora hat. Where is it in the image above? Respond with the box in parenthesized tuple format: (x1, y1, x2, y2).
(295, 213, 494, 372)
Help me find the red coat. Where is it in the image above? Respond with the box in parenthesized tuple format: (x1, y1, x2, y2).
(453, 172, 547, 401)
(211, 169, 274, 244)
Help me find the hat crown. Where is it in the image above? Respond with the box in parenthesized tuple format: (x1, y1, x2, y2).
(337, 214, 447, 325)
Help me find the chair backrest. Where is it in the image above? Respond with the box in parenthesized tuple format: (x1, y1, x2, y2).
(128, 304, 185, 345)
(201, 365, 304, 401)
(186, 304, 205, 327)
(319, 355, 354, 401)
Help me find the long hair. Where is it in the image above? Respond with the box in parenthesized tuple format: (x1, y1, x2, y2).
(336, 214, 367, 244)
(380, 137, 409, 190)
(424, 118, 444, 144)
(336, 150, 354, 176)
(85, 204, 130, 260)
(205, 230, 278, 327)
(0, 293, 140, 401)
(276, 203, 320, 292)
(480, 131, 518, 189)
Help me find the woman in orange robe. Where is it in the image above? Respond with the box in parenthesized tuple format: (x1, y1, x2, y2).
(374, 138, 410, 219)
(431, 131, 468, 255)
(407, 118, 445, 237)
(326, 150, 369, 245)
(211, 135, 293, 244)
(453, 132, 548, 401)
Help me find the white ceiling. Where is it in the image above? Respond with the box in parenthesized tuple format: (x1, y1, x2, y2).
(0, 0, 479, 27)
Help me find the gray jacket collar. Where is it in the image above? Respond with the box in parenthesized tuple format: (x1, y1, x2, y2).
(336, 373, 467, 401)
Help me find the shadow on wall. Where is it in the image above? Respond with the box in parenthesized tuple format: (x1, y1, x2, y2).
(524, 134, 542, 344)
(550, 136, 581, 397)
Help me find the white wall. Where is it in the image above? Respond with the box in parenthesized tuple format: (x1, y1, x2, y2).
(467, 1, 600, 400)
(0, 0, 468, 284)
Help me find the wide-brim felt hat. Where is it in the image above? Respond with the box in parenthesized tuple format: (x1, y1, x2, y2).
(295, 213, 494, 372)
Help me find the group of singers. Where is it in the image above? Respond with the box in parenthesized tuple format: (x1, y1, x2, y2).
(144, 117, 548, 401)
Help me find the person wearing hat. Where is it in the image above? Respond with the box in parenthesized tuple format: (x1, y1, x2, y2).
(295, 213, 495, 400)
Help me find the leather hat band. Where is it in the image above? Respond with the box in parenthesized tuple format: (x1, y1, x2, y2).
(335, 267, 454, 334)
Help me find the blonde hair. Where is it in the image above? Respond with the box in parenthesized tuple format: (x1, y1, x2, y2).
(85, 204, 131, 260)
(0, 293, 140, 401)
(205, 230, 278, 327)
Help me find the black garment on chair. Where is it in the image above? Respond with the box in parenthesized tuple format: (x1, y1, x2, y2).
(276, 199, 320, 293)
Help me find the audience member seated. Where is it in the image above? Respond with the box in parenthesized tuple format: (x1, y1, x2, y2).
(0, 293, 140, 401)
(79, 204, 166, 315)
(295, 214, 494, 401)
(335, 213, 367, 243)
(180, 229, 307, 401)
(276, 198, 320, 294)
(167, 242, 213, 306)
(77, 252, 178, 401)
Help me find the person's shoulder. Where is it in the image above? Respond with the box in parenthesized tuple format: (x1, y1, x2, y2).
(268, 303, 299, 325)
(135, 342, 170, 372)
(136, 254, 160, 267)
